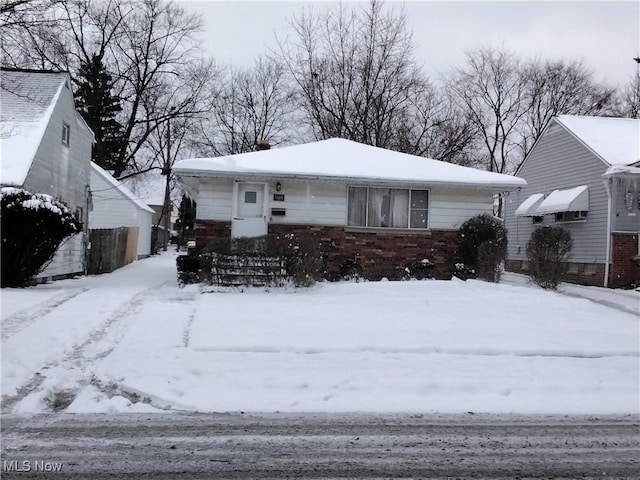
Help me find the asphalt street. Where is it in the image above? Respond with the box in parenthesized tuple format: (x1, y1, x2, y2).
(1, 412, 638, 479)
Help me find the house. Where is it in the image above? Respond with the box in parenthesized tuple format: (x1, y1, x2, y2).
(0, 68, 94, 280)
(122, 173, 181, 250)
(505, 115, 640, 288)
(89, 162, 154, 262)
(173, 138, 525, 280)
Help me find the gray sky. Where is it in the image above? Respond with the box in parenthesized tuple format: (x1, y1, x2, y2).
(180, 0, 639, 87)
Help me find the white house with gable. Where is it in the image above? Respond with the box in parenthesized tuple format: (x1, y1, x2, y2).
(174, 138, 525, 280)
(505, 115, 640, 288)
(0, 68, 94, 280)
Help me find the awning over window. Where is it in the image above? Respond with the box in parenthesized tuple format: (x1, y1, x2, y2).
(536, 185, 589, 215)
(514, 193, 545, 217)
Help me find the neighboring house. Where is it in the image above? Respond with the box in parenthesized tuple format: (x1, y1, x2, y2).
(173, 138, 525, 279)
(122, 173, 180, 249)
(0, 68, 94, 281)
(505, 115, 640, 288)
(89, 162, 154, 260)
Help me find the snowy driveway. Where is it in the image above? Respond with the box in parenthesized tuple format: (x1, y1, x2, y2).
(1, 252, 638, 414)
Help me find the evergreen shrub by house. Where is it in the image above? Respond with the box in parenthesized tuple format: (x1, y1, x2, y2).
(526, 226, 573, 290)
(1, 187, 82, 287)
(455, 213, 507, 282)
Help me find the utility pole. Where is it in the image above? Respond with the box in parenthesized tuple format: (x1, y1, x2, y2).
(162, 110, 174, 252)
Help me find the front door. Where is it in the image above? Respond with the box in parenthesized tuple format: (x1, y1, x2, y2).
(232, 182, 267, 238)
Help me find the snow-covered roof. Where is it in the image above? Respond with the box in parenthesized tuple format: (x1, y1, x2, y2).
(556, 115, 640, 167)
(603, 165, 640, 177)
(121, 173, 182, 207)
(0, 69, 71, 186)
(174, 138, 526, 190)
(91, 163, 154, 213)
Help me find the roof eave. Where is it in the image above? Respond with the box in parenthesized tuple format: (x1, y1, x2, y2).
(173, 168, 525, 192)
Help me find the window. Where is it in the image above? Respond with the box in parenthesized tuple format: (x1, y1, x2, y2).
(61, 122, 70, 146)
(583, 263, 597, 275)
(244, 191, 257, 204)
(532, 216, 543, 224)
(347, 186, 428, 229)
(555, 211, 587, 222)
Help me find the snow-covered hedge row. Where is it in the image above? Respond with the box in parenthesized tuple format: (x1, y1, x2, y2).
(1, 187, 82, 287)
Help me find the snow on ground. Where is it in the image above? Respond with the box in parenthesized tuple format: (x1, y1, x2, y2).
(1, 253, 638, 415)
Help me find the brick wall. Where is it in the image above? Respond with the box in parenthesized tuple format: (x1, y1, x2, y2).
(505, 259, 606, 287)
(610, 233, 640, 288)
(194, 220, 459, 280)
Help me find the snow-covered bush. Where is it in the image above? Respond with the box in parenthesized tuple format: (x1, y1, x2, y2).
(526, 226, 573, 290)
(456, 213, 507, 282)
(1, 187, 82, 287)
(403, 257, 435, 280)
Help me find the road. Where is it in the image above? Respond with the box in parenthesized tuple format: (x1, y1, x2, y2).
(1, 412, 638, 479)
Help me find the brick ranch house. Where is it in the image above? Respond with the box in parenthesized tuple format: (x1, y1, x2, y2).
(173, 138, 525, 280)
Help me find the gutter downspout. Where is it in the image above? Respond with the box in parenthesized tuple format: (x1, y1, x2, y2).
(603, 176, 612, 288)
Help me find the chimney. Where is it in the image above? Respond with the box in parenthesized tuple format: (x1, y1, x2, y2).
(255, 139, 271, 151)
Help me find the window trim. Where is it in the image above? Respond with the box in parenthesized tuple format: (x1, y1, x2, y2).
(62, 122, 71, 146)
(347, 185, 430, 230)
(555, 210, 587, 223)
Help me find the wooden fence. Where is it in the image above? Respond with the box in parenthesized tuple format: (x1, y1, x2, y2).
(88, 227, 139, 274)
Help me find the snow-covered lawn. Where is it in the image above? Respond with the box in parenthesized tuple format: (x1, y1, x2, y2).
(1, 252, 638, 415)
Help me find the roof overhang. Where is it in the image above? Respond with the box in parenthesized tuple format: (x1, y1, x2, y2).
(536, 185, 589, 215)
(173, 168, 524, 193)
(514, 193, 545, 217)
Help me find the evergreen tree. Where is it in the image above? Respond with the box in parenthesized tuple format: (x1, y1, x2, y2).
(75, 54, 124, 172)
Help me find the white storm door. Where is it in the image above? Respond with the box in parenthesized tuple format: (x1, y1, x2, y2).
(232, 182, 268, 238)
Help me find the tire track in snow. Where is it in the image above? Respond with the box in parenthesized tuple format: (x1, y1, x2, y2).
(1, 287, 91, 341)
(1, 283, 170, 413)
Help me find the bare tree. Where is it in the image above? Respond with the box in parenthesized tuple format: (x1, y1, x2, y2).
(191, 57, 295, 156)
(449, 46, 527, 176)
(518, 58, 617, 155)
(278, 0, 472, 161)
(612, 72, 640, 119)
(2, 0, 216, 179)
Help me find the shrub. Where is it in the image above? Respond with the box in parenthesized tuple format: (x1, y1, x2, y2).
(526, 226, 573, 290)
(1, 187, 82, 287)
(339, 257, 362, 281)
(403, 257, 435, 280)
(176, 255, 201, 286)
(456, 214, 507, 282)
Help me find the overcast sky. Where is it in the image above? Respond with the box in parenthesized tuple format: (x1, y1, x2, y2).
(180, 1, 639, 88)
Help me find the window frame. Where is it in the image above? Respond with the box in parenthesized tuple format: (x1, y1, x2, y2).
(61, 122, 71, 146)
(555, 210, 587, 222)
(347, 185, 430, 230)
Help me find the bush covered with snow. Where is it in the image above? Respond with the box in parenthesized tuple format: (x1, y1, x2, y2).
(1, 187, 82, 287)
(456, 214, 507, 282)
(526, 226, 573, 290)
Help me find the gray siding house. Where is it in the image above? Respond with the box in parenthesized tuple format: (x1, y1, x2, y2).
(0, 68, 94, 280)
(174, 138, 525, 280)
(505, 115, 640, 288)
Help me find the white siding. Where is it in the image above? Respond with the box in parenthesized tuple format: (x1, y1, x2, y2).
(197, 178, 234, 221)
(197, 178, 496, 230)
(40, 233, 85, 279)
(89, 168, 153, 257)
(504, 121, 610, 264)
(429, 187, 495, 229)
(268, 180, 346, 226)
(27, 80, 92, 279)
